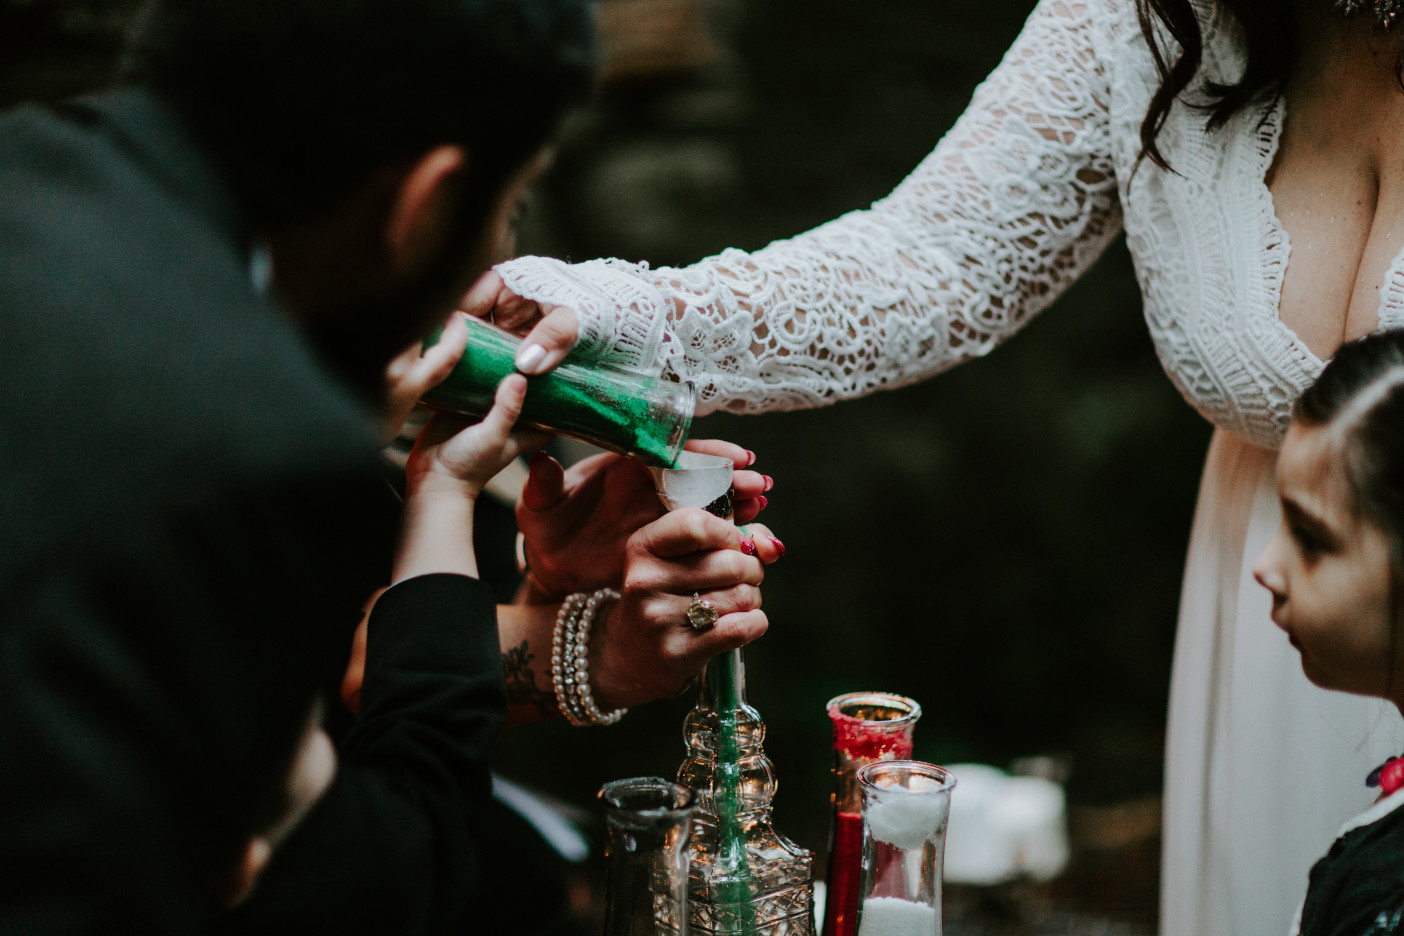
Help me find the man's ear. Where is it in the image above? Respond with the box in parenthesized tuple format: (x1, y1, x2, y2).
(225, 837, 273, 908)
(386, 144, 468, 276)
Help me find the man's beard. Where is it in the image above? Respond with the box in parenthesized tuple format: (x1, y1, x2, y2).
(300, 208, 492, 408)
(302, 277, 457, 405)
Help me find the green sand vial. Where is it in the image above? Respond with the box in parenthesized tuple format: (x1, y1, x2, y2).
(421, 316, 694, 468)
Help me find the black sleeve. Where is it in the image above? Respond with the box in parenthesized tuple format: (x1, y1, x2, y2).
(223, 574, 507, 936)
(1299, 807, 1404, 936)
(1316, 892, 1404, 936)
(0, 468, 393, 936)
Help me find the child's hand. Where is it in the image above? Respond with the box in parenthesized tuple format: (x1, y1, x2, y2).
(405, 375, 552, 501)
(393, 377, 552, 584)
(382, 312, 470, 444)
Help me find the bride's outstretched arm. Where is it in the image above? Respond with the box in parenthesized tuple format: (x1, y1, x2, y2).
(475, 0, 1123, 416)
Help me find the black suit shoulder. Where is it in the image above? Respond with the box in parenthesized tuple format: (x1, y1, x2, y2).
(0, 91, 396, 934)
(0, 94, 383, 575)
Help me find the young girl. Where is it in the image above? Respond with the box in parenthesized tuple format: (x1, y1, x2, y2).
(1254, 330, 1404, 936)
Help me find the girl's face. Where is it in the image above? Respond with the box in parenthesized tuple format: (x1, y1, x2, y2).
(1253, 421, 1401, 700)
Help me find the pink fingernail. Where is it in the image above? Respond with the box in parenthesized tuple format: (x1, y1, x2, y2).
(769, 535, 785, 557)
(739, 537, 756, 556)
(763, 475, 774, 492)
(746, 450, 757, 467)
(756, 495, 768, 511)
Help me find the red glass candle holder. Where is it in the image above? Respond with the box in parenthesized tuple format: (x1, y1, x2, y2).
(821, 692, 922, 936)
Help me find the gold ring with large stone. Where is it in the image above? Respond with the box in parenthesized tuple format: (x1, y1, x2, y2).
(687, 592, 720, 631)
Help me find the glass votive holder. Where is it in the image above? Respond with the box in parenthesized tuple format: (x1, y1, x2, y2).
(599, 777, 696, 936)
(855, 761, 956, 936)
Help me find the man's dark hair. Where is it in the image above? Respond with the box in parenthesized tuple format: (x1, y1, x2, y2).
(120, 0, 597, 230)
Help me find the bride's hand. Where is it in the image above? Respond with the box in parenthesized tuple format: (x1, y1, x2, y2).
(381, 312, 469, 443)
(460, 271, 579, 375)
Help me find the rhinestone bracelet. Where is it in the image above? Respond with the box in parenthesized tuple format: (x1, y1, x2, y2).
(575, 588, 625, 726)
(550, 593, 589, 726)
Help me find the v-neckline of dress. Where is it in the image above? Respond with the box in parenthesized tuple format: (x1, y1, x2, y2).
(1255, 93, 1404, 372)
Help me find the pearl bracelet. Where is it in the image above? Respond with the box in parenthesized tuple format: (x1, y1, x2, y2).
(551, 588, 625, 727)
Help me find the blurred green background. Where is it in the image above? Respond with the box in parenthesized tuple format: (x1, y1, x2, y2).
(499, 0, 1206, 838)
(506, 0, 1209, 925)
(2, 0, 1212, 926)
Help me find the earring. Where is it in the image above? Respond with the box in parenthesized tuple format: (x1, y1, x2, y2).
(1331, 0, 1404, 29)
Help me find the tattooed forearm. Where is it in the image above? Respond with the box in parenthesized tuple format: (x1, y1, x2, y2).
(502, 639, 559, 719)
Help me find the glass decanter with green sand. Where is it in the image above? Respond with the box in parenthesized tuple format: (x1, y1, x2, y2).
(652, 452, 816, 936)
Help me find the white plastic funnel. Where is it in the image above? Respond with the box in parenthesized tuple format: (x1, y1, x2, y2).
(650, 451, 734, 518)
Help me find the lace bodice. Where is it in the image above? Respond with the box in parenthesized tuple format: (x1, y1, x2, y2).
(497, 0, 1404, 448)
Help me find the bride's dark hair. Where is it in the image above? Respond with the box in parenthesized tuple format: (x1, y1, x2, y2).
(1136, 0, 1294, 169)
(1137, 0, 1404, 170)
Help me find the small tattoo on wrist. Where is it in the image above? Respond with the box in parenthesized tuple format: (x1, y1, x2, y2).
(502, 640, 559, 718)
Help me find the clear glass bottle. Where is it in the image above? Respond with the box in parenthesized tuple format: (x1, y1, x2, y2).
(422, 315, 694, 467)
(821, 693, 922, 936)
(652, 451, 815, 935)
(855, 761, 956, 936)
(677, 650, 815, 935)
(599, 777, 697, 936)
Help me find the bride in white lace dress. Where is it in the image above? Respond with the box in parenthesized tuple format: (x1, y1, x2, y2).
(468, 1, 1404, 932)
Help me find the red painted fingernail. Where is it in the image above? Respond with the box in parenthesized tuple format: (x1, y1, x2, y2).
(756, 495, 768, 511)
(769, 535, 785, 557)
(746, 450, 757, 467)
(739, 537, 756, 556)
(763, 475, 774, 492)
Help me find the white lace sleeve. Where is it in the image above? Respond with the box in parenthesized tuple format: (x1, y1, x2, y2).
(497, 0, 1122, 415)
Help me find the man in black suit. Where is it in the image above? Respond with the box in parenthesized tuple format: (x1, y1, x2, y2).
(0, 0, 595, 931)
